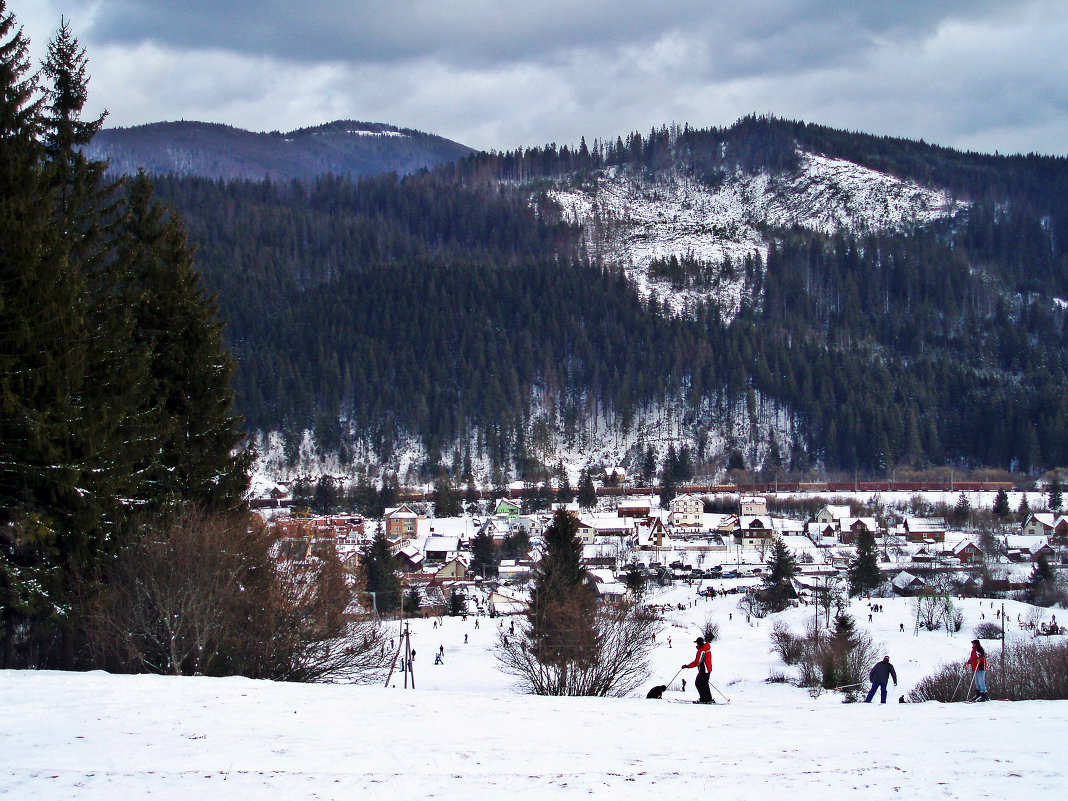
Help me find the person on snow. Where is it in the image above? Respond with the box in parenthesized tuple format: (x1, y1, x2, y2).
(864, 656, 898, 703)
(967, 640, 988, 701)
(683, 637, 714, 703)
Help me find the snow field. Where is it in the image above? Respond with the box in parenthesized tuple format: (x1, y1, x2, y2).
(3, 586, 1066, 800)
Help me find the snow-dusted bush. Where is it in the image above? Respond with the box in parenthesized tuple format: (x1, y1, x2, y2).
(910, 640, 1068, 702)
(973, 622, 1003, 640)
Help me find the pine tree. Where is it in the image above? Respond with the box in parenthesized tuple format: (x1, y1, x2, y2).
(992, 488, 1010, 518)
(761, 538, 797, 614)
(954, 492, 971, 524)
(447, 588, 466, 616)
(361, 528, 401, 613)
(847, 529, 882, 596)
(0, 5, 91, 664)
(1048, 478, 1062, 512)
(434, 470, 462, 518)
(555, 468, 574, 505)
(403, 586, 421, 615)
(577, 469, 597, 510)
(469, 528, 499, 579)
(527, 509, 595, 665)
(1027, 552, 1057, 605)
(1018, 495, 1031, 521)
(118, 172, 250, 511)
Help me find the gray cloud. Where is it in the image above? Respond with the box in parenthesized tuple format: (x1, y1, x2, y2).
(9, 0, 1068, 155)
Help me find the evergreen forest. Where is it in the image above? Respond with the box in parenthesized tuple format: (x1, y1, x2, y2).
(150, 116, 1068, 480)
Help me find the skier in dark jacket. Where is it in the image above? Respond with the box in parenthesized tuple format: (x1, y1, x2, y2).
(683, 637, 713, 703)
(864, 656, 898, 703)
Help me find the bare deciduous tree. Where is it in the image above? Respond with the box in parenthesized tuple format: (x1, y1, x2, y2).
(85, 507, 389, 682)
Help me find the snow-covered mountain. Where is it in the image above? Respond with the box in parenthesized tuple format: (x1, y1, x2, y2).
(548, 151, 964, 320)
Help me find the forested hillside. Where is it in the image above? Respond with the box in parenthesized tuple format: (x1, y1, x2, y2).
(87, 120, 474, 181)
(154, 116, 1068, 482)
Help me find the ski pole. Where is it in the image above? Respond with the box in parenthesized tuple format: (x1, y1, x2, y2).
(708, 680, 730, 703)
(665, 667, 683, 688)
(951, 666, 967, 702)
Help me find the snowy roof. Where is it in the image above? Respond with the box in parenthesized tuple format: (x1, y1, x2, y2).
(772, 518, 805, 534)
(1024, 513, 1055, 529)
(576, 514, 631, 532)
(425, 536, 460, 552)
(891, 571, 926, 589)
(905, 517, 946, 532)
(951, 538, 981, 555)
(1005, 534, 1050, 551)
(842, 517, 878, 529)
(739, 515, 773, 529)
(822, 505, 852, 520)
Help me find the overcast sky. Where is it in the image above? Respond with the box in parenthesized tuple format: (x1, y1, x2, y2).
(10, 0, 1068, 155)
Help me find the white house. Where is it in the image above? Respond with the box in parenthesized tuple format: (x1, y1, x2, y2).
(1022, 513, 1056, 538)
(670, 493, 704, 527)
(740, 496, 767, 516)
(816, 505, 852, 526)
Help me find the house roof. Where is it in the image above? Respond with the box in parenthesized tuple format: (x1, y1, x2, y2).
(891, 571, 926, 589)
(1024, 513, 1056, 529)
(740, 515, 773, 529)
(821, 505, 852, 520)
(905, 517, 947, 532)
(425, 536, 460, 552)
(842, 517, 878, 529)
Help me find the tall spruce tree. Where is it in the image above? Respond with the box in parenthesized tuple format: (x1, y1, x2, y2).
(469, 527, 499, 579)
(1048, 478, 1062, 512)
(577, 469, 597, 510)
(0, 4, 98, 665)
(527, 509, 595, 665)
(118, 172, 249, 511)
(361, 527, 401, 613)
(0, 7, 248, 666)
(847, 529, 882, 596)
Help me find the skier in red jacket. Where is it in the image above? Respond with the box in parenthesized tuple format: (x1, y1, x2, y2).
(967, 640, 988, 702)
(683, 637, 713, 703)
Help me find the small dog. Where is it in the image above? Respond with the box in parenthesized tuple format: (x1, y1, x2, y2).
(646, 684, 667, 699)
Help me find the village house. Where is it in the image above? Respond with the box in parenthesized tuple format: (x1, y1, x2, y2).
(494, 498, 522, 519)
(891, 570, 929, 596)
(618, 498, 653, 518)
(383, 503, 422, 541)
(806, 520, 838, 546)
(670, 493, 704, 527)
(1053, 515, 1068, 544)
(950, 537, 984, 565)
(1022, 512, 1056, 538)
(424, 535, 460, 565)
(737, 515, 775, 548)
(435, 557, 469, 581)
(395, 543, 425, 573)
(903, 517, 947, 543)
(1005, 534, 1054, 562)
(635, 514, 672, 553)
(816, 504, 852, 527)
(575, 514, 631, 545)
(740, 496, 768, 516)
(838, 517, 879, 545)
